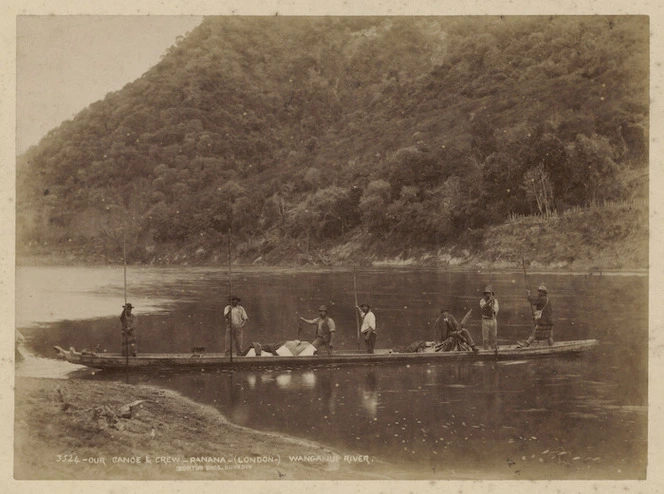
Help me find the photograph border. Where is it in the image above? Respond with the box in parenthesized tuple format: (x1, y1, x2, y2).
(2, 1, 662, 493)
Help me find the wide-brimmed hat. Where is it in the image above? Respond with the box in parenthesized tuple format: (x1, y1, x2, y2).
(360, 303, 370, 309)
(123, 303, 134, 309)
(440, 307, 450, 312)
(229, 295, 241, 302)
(483, 285, 494, 294)
(537, 285, 548, 293)
(319, 305, 328, 312)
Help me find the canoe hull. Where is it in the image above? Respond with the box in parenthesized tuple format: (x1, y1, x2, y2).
(54, 339, 599, 372)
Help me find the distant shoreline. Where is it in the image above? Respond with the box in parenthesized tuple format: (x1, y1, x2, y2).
(15, 253, 649, 275)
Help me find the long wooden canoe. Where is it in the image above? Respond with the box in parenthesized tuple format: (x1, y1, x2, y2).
(54, 339, 599, 372)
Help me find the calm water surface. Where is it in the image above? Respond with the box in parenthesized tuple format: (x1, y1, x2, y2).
(17, 265, 647, 479)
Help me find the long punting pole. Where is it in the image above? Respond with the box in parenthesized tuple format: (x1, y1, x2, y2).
(123, 233, 128, 306)
(123, 233, 128, 370)
(521, 257, 536, 324)
(227, 212, 233, 366)
(353, 269, 360, 350)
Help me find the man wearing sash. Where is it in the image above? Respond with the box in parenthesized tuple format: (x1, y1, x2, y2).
(519, 285, 553, 347)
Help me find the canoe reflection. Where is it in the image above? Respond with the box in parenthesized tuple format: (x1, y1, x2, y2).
(239, 370, 317, 390)
(275, 373, 292, 388)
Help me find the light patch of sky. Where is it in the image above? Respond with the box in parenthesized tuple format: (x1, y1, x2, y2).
(16, 15, 203, 154)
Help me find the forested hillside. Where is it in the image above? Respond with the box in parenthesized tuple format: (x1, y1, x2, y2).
(16, 16, 649, 267)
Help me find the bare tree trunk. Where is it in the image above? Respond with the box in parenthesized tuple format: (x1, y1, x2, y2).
(524, 164, 555, 216)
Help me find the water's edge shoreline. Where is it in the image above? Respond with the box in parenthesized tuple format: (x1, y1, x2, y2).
(14, 341, 444, 480)
(15, 254, 649, 275)
(14, 373, 441, 480)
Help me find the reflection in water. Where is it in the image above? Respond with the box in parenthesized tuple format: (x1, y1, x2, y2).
(18, 266, 648, 479)
(275, 373, 292, 389)
(65, 355, 647, 479)
(316, 372, 338, 416)
(360, 370, 379, 418)
(259, 373, 274, 385)
(301, 372, 316, 389)
(93, 355, 645, 478)
(228, 373, 241, 408)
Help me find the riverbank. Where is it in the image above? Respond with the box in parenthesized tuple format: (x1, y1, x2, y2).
(14, 375, 413, 481)
(14, 250, 649, 274)
(16, 201, 649, 271)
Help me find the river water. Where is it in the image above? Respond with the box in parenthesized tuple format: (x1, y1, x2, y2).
(16, 265, 648, 479)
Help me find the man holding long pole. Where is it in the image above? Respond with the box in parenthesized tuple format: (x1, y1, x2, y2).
(519, 258, 554, 347)
(120, 303, 137, 357)
(120, 233, 137, 358)
(355, 303, 377, 354)
(518, 285, 554, 347)
(224, 295, 248, 357)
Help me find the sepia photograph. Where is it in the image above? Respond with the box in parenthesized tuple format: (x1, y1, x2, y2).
(6, 3, 660, 491)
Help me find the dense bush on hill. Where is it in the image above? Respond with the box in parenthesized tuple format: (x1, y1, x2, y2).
(16, 16, 649, 266)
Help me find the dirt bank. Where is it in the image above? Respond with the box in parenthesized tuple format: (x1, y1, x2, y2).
(14, 375, 424, 481)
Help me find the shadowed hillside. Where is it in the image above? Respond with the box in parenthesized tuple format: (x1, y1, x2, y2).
(16, 16, 649, 269)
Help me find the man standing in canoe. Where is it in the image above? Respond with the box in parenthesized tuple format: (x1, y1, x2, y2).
(479, 286, 499, 350)
(299, 305, 336, 355)
(224, 295, 249, 356)
(434, 307, 479, 353)
(518, 285, 554, 347)
(120, 303, 137, 357)
(356, 303, 377, 354)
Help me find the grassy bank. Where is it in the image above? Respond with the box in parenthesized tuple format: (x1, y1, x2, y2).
(472, 203, 649, 270)
(14, 376, 406, 481)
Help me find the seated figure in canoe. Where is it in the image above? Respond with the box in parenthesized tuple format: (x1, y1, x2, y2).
(434, 307, 479, 353)
(404, 307, 479, 353)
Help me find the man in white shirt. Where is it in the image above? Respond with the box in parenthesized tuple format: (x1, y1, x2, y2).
(224, 295, 248, 356)
(356, 303, 377, 354)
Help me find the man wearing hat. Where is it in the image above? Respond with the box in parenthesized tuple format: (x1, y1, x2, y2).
(120, 303, 137, 357)
(518, 285, 554, 347)
(224, 295, 249, 356)
(356, 303, 377, 354)
(434, 307, 479, 353)
(299, 305, 336, 355)
(479, 286, 499, 350)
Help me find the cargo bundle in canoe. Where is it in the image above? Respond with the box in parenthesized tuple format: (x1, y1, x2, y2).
(54, 339, 599, 372)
